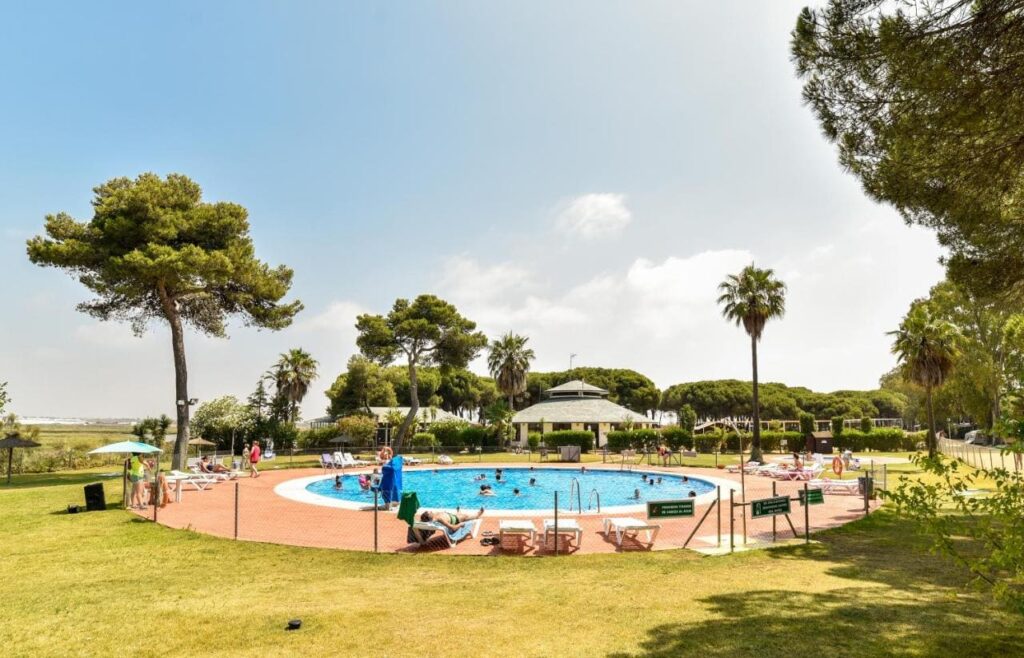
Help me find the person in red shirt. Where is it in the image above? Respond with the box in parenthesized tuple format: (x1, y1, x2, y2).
(249, 441, 261, 478)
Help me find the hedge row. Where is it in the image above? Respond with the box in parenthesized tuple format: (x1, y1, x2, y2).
(691, 428, 919, 453)
(541, 430, 595, 453)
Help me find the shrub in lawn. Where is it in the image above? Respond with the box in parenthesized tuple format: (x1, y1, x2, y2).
(659, 426, 693, 451)
(694, 435, 722, 453)
(458, 426, 491, 448)
(527, 432, 541, 451)
(429, 418, 470, 448)
(861, 417, 873, 433)
(411, 432, 437, 448)
(542, 430, 594, 452)
(831, 416, 845, 437)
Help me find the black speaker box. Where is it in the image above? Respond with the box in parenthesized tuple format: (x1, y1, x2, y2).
(84, 482, 106, 511)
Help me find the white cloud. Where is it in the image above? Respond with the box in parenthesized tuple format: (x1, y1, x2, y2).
(554, 193, 633, 239)
(295, 300, 367, 334)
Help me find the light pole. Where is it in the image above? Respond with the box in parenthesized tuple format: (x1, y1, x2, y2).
(569, 353, 577, 370)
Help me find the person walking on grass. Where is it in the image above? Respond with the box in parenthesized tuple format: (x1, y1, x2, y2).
(249, 441, 261, 478)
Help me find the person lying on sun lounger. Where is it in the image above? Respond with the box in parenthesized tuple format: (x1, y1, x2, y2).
(419, 508, 484, 532)
(198, 456, 231, 474)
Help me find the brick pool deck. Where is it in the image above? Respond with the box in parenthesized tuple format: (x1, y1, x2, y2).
(145, 463, 880, 556)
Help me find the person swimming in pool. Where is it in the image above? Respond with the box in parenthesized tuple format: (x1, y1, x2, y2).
(655, 477, 662, 485)
(632, 488, 641, 499)
(333, 475, 342, 490)
(513, 488, 521, 496)
(648, 479, 655, 486)
(681, 475, 689, 483)
(474, 473, 486, 481)
(688, 490, 696, 498)
(479, 484, 496, 497)
(641, 474, 648, 482)
(528, 477, 537, 486)
(580, 466, 587, 473)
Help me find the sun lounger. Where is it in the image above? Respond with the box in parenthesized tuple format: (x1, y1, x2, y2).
(541, 518, 584, 550)
(168, 470, 219, 491)
(403, 455, 423, 465)
(320, 453, 336, 470)
(498, 519, 537, 551)
(809, 478, 860, 495)
(727, 461, 761, 473)
(411, 518, 481, 548)
(603, 517, 660, 549)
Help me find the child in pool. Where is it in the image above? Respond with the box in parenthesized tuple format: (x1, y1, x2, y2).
(529, 478, 537, 486)
(334, 475, 342, 489)
(633, 488, 641, 499)
(479, 484, 496, 497)
(474, 474, 486, 481)
(513, 488, 521, 497)
(641, 474, 648, 482)
(655, 477, 662, 485)
(688, 490, 696, 498)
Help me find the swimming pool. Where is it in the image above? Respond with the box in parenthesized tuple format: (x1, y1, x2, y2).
(290, 467, 722, 513)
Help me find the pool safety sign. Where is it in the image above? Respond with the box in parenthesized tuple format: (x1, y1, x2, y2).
(647, 499, 695, 519)
(751, 495, 791, 518)
(798, 488, 825, 506)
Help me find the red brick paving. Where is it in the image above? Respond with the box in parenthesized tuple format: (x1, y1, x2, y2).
(141, 463, 880, 556)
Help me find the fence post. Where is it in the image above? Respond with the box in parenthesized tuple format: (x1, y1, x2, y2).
(374, 489, 379, 553)
(729, 488, 735, 554)
(553, 491, 559, 557)
(152, 469, 158, 523)
(716, 485, 721, 547)
(804, 483, 810, 544)
(882, 464, 887, 493)
(233, 481, 239, 540)
(771, 481, 777, 542)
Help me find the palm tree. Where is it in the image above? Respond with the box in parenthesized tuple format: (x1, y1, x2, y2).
(272, 348, 319, 424)
(889, 304, 959, 458)
(487, 332, 536, 412)
(718, 265, 787, 462)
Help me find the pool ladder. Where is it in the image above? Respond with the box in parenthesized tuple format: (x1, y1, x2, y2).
(568, 478, 583, 512)
(587, 488, 601, 513)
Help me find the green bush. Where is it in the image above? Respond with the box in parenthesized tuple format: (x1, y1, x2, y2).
(297, 426, 340, 449)
(799, 412, 815, 435)
(411, 432, 437, 448)
(430, 419, 470, 447)
(604, 429, 659, 452)
(693, 435, 722, 453)
(527, 432, 541, 451)
(831, 428, 915, 452)
(860, 417, 873, 433)
(458, 426, 491, 448)
(659, 426, 693, 451)
(542, 430, 595, 452)
(831, 416, 846, 437)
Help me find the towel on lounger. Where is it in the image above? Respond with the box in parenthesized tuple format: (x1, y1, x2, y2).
(397, 492, 420, 527)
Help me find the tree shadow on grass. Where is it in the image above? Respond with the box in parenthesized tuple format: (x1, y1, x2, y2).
(0, 470, 123, 490)
(608, 587, 1024, 658)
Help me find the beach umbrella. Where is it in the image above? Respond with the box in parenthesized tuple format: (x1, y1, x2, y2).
(187, 437, 216, 458)
(0, 433, 42, 485)
(89, 441, 162, 508)
(329, 434, 355, 444)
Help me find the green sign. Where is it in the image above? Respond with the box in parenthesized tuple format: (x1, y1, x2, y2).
(647, 499, 695, 519)
(798, 488, 825, 506)
(751, 495, 791, 518)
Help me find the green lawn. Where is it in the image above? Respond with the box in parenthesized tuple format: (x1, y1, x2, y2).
(2, 466, 1021, 657)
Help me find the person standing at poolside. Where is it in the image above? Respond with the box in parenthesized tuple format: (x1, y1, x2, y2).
(249, 441, 261, 478)
(241, 442, 251, 470)
(128, 452, 148, 508)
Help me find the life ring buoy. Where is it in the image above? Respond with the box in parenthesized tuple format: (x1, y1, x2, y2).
(832, 456, 844, 476)
(378, 446, 393, 462)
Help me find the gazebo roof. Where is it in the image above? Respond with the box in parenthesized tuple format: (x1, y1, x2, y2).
(545, 380, 609, 397)
(511, 397, 652, 425)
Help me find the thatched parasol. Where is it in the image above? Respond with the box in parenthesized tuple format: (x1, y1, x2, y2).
(1, 433, 42, 485)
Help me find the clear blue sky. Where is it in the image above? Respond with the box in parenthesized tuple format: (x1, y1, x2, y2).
(0, 2, 944, 419)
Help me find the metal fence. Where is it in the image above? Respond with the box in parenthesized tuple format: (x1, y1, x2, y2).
(938, 437, 1023, 472)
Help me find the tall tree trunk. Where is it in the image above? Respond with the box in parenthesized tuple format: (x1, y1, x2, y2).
(750, 333, 762, 461)
(158, 284, 190, 470)
(508, 392, 514, 412)
(394, 357, 419, 453)
(925, 385, 937, 459)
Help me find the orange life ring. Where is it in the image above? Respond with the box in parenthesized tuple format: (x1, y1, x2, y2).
(832, 456, 844, 476)
(379, 446, 393, 462)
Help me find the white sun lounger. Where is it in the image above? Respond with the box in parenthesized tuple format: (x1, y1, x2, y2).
(809, 478, 860, 495)
(603, 517, 661, 549)
(168, 470, 219, 491)
(542, 518, 584, 550)
(498, 519, 537, 550)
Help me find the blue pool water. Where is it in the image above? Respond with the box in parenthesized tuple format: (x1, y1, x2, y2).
(305, 467, 716, 511)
